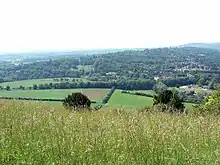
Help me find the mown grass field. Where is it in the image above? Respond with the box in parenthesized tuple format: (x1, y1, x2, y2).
(108, 90, 154, 108)
(108, 90, 195, 110)
(0, 89, 108, 101)
(1, 100, 220, 164)
(0, 78, 87, 88)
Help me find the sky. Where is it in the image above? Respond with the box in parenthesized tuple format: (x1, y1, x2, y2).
(0, 0, 219, 53)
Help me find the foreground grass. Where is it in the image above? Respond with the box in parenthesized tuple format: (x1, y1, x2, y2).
(1, 101, 220, 164)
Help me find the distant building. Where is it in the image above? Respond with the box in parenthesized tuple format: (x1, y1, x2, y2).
(154, 77, 159, 81)
(180, 86, 188, 89)
(106, 72, 117, 75)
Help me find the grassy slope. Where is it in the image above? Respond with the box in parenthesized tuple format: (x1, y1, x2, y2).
(0, 78, 87, 88)
(1, 100, 220, 164)
(0, 89, 108, 101)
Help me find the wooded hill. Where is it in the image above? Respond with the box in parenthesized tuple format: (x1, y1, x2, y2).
(0, 47, 220, 89)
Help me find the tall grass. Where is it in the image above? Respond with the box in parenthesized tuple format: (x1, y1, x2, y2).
(1, 101, 220, 164)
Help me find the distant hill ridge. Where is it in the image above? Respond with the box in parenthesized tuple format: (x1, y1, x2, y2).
(182, 43, 220, 50)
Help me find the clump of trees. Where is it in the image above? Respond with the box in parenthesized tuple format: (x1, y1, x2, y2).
(177, 90, 209, 104)
(6, 86, 10, 91)
(31, 80, 155, 91)
(161, 77, 197, 87)
(63, 92, 91, 111)
(194, 89, 220, 115)
(153, 81, 168, 94)
(153, 90, 185, 113)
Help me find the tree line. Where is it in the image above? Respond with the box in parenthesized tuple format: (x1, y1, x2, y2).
(0, 96, 97, 103)
(29, 80, 155, 90)
(1, 47, 220, 88)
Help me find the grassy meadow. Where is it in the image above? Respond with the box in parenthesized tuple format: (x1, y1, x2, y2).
(108, 90, 154, 108)
(0, 88, 108, 102)
(1, 100, 220, 164)
(108, 90, 195, 110)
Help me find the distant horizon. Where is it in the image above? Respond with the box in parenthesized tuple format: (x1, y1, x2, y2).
(0, 42, 220, 55)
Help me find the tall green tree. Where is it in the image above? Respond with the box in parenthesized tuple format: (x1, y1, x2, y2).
(6, 86, 10, 91)
(153, 81, 167, 94)
(153, 90, 185, 112)
(196, 89, 220, 115)
(63, 92, 91, 111)
(33, 84, 38, 90)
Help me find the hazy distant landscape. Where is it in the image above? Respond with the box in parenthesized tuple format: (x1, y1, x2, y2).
(182, 42, 220, 50)
(1, 43, 220, 108)
(1, 0, 220, 163)
(1, 40, 220, 163)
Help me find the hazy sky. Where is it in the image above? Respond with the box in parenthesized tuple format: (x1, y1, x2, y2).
(0, 0, 219, 53)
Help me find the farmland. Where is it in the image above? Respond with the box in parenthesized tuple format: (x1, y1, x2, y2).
(1, 100, 220, 164)
(108, 90, 195, 109)
(0, 88, 157, 108)
(0, 78, 87, 88)
(108, 90, 154, 108)
(0, 89, 108, 101)
(0, 88, 196, 109)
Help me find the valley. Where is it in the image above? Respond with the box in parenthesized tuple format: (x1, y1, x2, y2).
(0, 46, 220, 164)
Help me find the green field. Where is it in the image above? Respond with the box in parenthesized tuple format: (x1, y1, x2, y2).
(108, 90, 154, 108)
(0, 78, 87, 88)
(0, 88, 196, 109)
(0, 88, 108, 101)
(184, 102, 196, 109)
(108, 90, 195, 109)
(1, 100, 219, 164)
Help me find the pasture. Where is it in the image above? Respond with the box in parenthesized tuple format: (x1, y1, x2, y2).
(108, 90, 195, 110)
(0, 88, 108, 102)
(108, 90, 154, 108)
(0, 100, 219, 164)
(0, 89, 195, 109)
